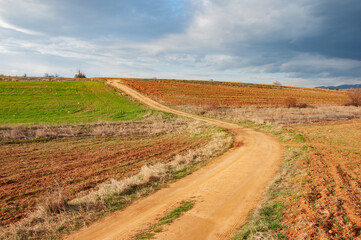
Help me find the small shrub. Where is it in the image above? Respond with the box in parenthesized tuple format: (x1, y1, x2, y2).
(283, 97, 297, 108)
(297, 103, 309, 108)
(345, 88, 361, 107)
(39, 191, 69, 215)
(205, 102, 218, 111)
(273, 81, 282, 86)
(74, 70, 86, 78)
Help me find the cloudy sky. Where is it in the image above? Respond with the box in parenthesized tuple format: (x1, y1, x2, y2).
(0, 0, 360, 87)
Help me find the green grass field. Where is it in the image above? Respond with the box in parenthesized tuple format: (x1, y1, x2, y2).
(0, 81, 146, 125)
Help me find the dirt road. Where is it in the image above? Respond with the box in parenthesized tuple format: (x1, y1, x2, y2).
(67, 80, 282, 240)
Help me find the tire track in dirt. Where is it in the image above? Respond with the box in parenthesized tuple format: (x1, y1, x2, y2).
(67, 80, 282, 240)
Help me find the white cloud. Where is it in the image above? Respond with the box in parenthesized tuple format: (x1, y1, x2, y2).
(279, 53, 361, 75)
(0, 17, 41, 35)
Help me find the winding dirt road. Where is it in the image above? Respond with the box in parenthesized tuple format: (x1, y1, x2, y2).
(67, 80, 282, 240)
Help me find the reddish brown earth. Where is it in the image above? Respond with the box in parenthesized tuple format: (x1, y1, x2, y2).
(283, 120, 361, 239)
(122, 79, 348, 107)
(0, 134, 208, 226)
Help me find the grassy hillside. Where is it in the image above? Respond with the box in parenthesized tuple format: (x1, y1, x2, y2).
(0, 81, 146, 125)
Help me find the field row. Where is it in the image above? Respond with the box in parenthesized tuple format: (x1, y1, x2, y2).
(123, 79, 349, 107)
(283, 120, 361, 238)
(0, 124, 211, 226)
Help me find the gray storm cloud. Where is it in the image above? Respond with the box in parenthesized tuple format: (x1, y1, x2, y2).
(0, 0, 360, 87)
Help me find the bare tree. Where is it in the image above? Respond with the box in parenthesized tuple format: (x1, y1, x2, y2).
(273, 81, 282, 86)
(74, 70, 86, 78)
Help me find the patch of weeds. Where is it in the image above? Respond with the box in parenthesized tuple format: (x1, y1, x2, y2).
(150, 110, 176, 120)
(232, 122, 310, 239)
(137, 232, 155, 239)
(231, 202, 285, 240)
(239, 121, 306, 144)
(104, 194, 127, 212)
(172, 168, 193, 179)
(135, 201, 195, 239)
(158, 201, 194, 225)
(238, 121, 274, 132)
(294, 133, 306, 143)
(276, 130, 305, 143)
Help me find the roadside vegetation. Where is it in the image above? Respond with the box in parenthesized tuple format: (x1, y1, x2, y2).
(0, 80, 146, 125)
(180, 105, 361, 125)
(230, 122, 309, 239)
(231, 120, 361, 239)
(135, 201, 195, 239)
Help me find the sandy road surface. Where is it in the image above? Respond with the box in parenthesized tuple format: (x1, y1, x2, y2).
(67, 80, 282, 240)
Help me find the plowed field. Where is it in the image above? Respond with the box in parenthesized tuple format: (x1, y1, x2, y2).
(284, 120, 361, 238)
(122, 79, 348, 107)
(0, 133, 209, 226)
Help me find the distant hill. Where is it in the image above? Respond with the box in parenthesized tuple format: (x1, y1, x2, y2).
(316, 84, 361, 89)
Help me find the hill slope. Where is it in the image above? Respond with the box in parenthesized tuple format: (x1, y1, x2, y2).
(0, 81, 146, 125)
(122, 78, 348, 107)
(316, 83, 361, 89)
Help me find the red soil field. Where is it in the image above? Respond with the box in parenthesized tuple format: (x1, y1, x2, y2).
(284, 120, 361, 239)
(0, 133, 209, 226)
(122, 79, 348, 107)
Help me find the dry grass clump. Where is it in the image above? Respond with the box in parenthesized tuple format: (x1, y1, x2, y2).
(345, 88, 361, 107)
(283, 97, 297, 108)
(39, 192, 69, 215)
(0, 123, 232, 240)
(178, 105, 361, 125)
(0, 118, 190, 141)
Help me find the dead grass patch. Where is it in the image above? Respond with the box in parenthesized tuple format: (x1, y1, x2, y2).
(178, 105, 361, 125)
(0, 117, 190, 141)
